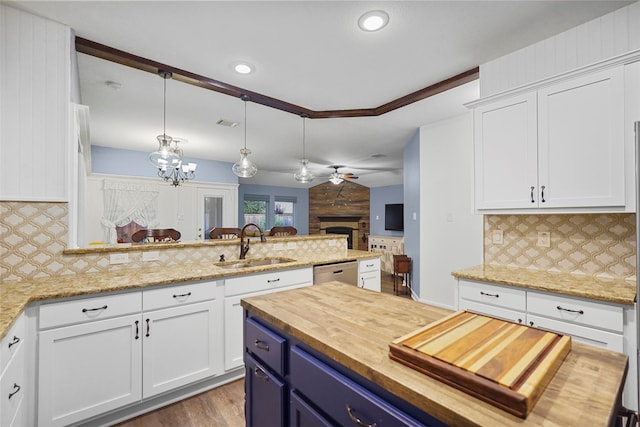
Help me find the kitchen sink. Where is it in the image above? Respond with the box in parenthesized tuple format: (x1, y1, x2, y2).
(215, 257, 297, 269)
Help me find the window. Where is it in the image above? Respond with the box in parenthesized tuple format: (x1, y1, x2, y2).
(274, 197, 295, 227)
(243, 195, 269, 230)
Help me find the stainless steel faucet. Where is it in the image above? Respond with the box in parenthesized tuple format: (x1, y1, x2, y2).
(239, 223, 267, 259)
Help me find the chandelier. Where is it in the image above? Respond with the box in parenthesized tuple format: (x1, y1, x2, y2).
(329, 166, 344, 185)
(294, 115, 314, 183)
(149, 70, 197, 186)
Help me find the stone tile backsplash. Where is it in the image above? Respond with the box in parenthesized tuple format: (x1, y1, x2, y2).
(484, 214, 636, 281)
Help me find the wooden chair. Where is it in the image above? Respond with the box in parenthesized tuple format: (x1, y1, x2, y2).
(209, 227, 241, 239)
(131, 228, 181, 243)
(393, 254, 412, 296)
(268, 226, 297, 236)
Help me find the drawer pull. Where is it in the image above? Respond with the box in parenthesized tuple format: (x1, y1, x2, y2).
(480, 291, 499, 298)
(8, 383, 20, 400)
(135, 320, 139, 340)
(254, 366, 269, 382)
(556, 305, 584, 315)
(333, 270, 344, 274)
(366, 264, 374, 268)
(146, 318, 150, 337)
(7, 336, 20, 349)
(173, 292, 192, 298)
(254, 339, 269, 351)
(346, 404, 377, 427)
(267, 278, 280, 283)
(82, 305, 108, 313)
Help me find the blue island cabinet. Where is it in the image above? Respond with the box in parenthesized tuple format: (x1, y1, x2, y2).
(243, 310, 447, 427)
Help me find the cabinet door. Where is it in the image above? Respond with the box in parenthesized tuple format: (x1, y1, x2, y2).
(225, 290, 271, 371)
(359, 272, 381, 292)
(538, 67, 625, 208)
(38, 314, 142, 427)
(290, 391, 333, 427)
(142, 300, 222, 398)
(474, 92, 538, 209)
(245, 354, 285, 427)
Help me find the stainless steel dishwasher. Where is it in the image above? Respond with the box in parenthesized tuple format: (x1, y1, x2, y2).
(313, 261, 358, 285)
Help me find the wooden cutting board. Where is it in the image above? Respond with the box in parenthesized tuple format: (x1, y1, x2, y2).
(389, 310, 571, 418)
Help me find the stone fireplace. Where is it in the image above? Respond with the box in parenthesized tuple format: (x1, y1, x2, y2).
(319, 216, 360, 249)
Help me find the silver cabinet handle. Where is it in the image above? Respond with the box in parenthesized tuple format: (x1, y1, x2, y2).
(254, 366, 269, 382)
(254, 339, 269, 351)
(346, 404, 377, 427)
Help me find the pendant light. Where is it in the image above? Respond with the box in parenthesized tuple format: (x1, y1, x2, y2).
(294, 115, 314, 183)
(149, 71, 181, 170)
(232, 95, 258, 178)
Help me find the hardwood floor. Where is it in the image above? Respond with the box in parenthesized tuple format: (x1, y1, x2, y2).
(114, 271, 408, 426)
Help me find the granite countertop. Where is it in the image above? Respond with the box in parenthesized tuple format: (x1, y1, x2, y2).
(0, 250, 378, 341)
(242, 282, 627, 427)
(452, 264, 636, 305)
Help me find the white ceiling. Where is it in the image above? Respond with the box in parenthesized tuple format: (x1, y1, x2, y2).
(9, 1, 633, 187)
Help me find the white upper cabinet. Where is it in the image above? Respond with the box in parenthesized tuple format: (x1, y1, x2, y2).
(537, 67, 625, 208)
(472, 64, 632, 213)
(0, 6, 71, 202)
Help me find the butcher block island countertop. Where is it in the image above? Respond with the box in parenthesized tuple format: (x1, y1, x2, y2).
(241, 282, 628, 427)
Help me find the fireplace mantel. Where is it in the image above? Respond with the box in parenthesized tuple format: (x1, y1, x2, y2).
(318, 216, 361, 222)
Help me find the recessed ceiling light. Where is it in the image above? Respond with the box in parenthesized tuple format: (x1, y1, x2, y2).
(233, 62, 254, 74)
(358, 10, 389, 32)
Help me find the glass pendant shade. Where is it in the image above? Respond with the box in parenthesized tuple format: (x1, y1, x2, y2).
(149, 134, 181, 169)
(232, 148, 257, 178)
(294, 159, 314, 183)
(233, 96, 258, 178)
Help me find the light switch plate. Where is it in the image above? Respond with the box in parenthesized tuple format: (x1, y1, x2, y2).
(110, 253, 130, 264)
(492, 229, 503, 245)
(537, 231, 551, 248)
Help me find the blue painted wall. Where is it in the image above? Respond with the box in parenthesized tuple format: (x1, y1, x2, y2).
(238, 184, 310, 234)
(370, 185, 404, 236)
(91, 145, 238, 183)
(403, 130, 421, 295)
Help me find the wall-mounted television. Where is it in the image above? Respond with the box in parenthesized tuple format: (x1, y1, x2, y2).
(384, 203, 404, 231)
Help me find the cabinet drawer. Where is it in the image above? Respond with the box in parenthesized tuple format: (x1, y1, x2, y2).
(143, 280, 219, 311)
(459, 300, 525, 325)
(40, 291, 142, 329)
(0, 313, 24, 376)
(526, 292, 623, 333)
(359, 258, 380, 273)
(245, 317, 286, 377)
(1, 346, 25, 427)
(527, 314, 623, 352)
(459, 280, 526, 312)
(225, 268, 312, 297)
(290, 346, 423, 427)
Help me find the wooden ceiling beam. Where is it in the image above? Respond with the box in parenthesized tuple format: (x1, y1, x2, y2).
(75, 37, 478, 119)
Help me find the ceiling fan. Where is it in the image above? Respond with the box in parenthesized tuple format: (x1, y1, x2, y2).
(328, 165, 358, 185)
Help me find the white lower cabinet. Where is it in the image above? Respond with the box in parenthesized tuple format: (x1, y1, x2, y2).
(457, 278, 636, 410)
(38, 280, 223, 427)
(223, 267, 313, 371)
(358, 258, 381, 292)
(1, 313, 27, 427)
(38, 313, 142, 427)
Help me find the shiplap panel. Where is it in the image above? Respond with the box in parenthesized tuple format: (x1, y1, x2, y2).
(480, 2, 640, 97)
(0, 5, 70, 201)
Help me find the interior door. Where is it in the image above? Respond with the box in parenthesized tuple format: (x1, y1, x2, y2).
(196, 185, 238, 240)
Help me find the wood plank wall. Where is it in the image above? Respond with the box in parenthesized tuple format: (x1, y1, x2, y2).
(308, 181, 370, 251)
